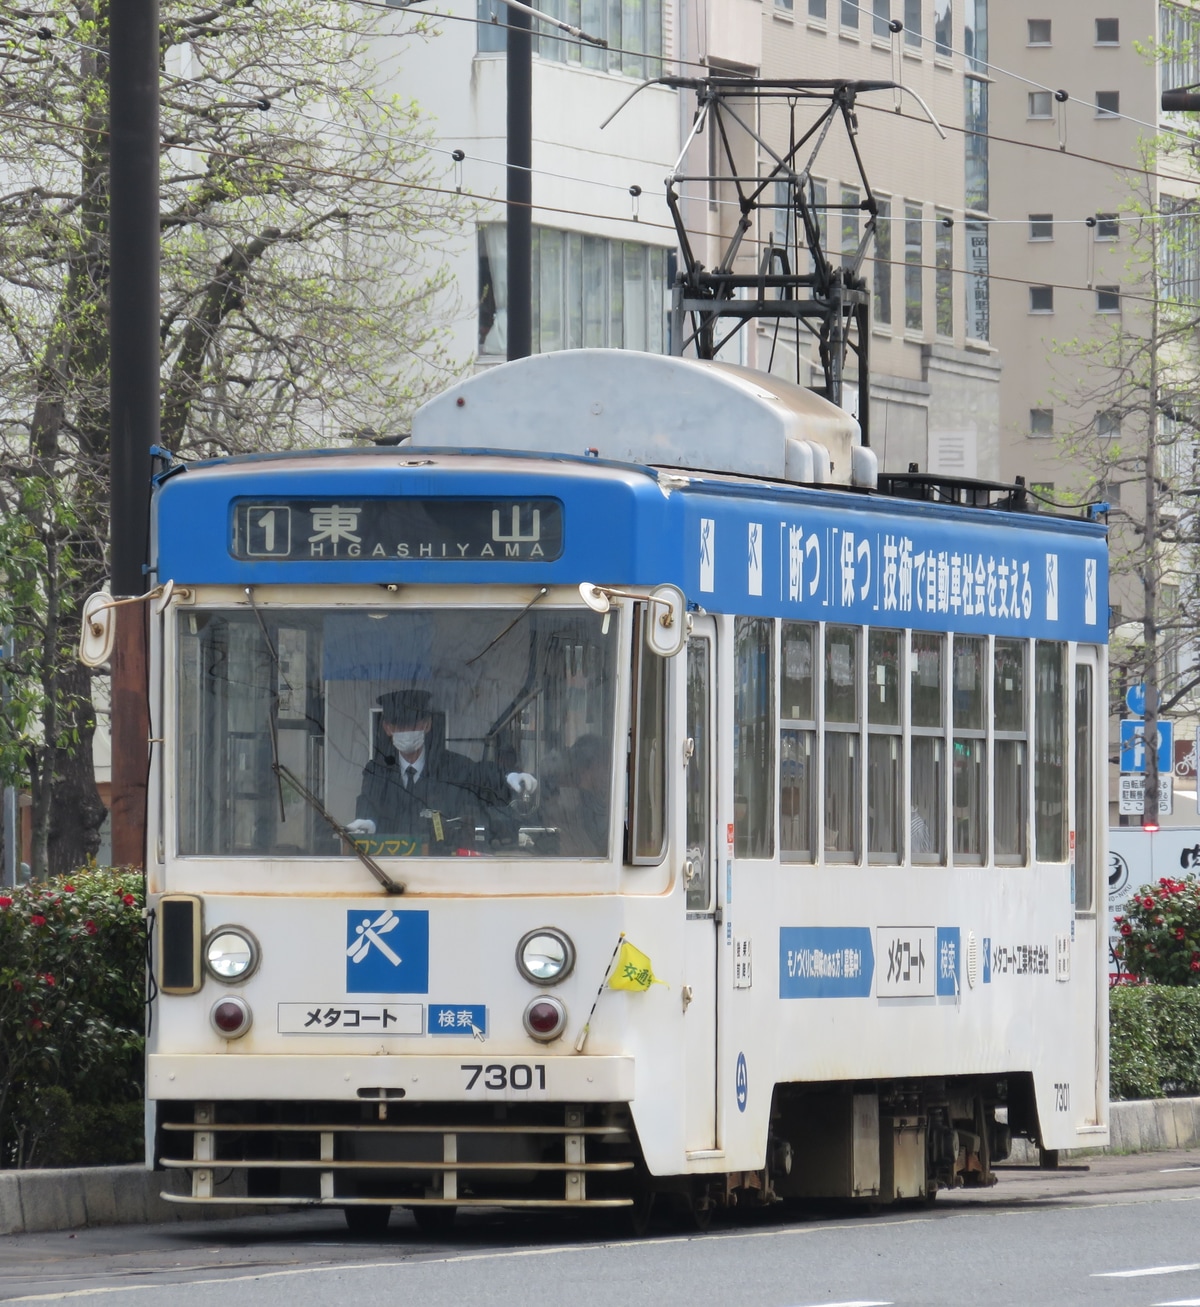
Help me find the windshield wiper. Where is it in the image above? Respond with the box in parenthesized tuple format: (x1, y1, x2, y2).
(465, 586, 548, 666)
(274, 762, 404, 895)
(245, 586, 404, 895)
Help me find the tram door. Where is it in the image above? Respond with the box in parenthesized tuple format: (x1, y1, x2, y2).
(683, 621, 719, 1151)
(1073, 648, 1103, 1125)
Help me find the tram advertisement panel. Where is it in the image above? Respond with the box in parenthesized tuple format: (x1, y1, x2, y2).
(689, 500, 1105, 643)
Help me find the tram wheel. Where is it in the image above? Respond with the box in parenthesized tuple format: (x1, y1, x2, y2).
(343, 1205, 392, 1236)
(411, 1205, 458, 1236)
(687, 1192, 714, 1232)
(626, 1187, 655, 1237)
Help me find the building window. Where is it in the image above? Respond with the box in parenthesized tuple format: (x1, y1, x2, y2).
(904, 202, 923, 330)
(874, 196, 892, 325)
(1029, 407, 1054, 437)
(809, 0, 827, 18)
(935, 213, 953, 336)
(965, 219, 989, 340)
(1029, 284, 1054, 313)
(873, 0, 891, 38)
(1029, 213, 1053, 240)
(910, 632, 944, 861)
(1028, 90, 1053, 117)
(1096, 285, 1120, 312)
(904, 0, 921, 47)
(811, 179, 829, 271)
(824, 625, 861, 860)
(734, 617, 775, 859)
(1094, 212, 1119, 240)
(1096, 91, 1120, 116)
(780, 622, 816, 862)
(1160, 196, 1200, 303)
(934, 0, 951, 55)
(774, 180, 796, 258)
(842, 0, 858, 28)
(480, 0, 664, 76)
(777, 0, 795, 11)
(867, 628, 903, 863)
(1097, 409, 1121, 437)
(964, 0, 987, 70)
(1162, 3, 1200, 95)
(1027, 18, 1051, 44)
(993, 638, 1028, 863)
(1095, 17, 1119, 43)
(478, 225, 669, 357)
(965, 77, 988, 210)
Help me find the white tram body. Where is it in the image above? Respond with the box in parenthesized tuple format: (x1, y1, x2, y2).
(145, 350, 1108, 1223)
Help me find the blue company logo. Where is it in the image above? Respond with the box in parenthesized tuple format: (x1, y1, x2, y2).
(428, 1004, 487, 1038)
(345, 909, 429, 994)
(735, 1052, 748, 1113)
(779, 926, 874, 999)
(982, 936, 991, 985)
(936, 926, 960, 997)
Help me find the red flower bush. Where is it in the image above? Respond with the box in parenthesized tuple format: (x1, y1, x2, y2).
(1116, 873, 1200, 985)
(0, 868, 145, 1167)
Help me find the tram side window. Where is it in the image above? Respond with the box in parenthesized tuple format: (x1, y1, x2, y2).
(909, 632, 944, 862)
(824, 624, 861, 860)
(1035, 641, 1067, 862)
(952, 635, 986, 862)
(867, 628, 902, 863)
(734, 616, 775, 858)
(630, 609, 668, 863)
(780, 621, 816, 862)
(993, 638, 1028, 863)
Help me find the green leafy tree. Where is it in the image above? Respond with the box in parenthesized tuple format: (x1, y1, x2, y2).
(0, 0, 469, 875)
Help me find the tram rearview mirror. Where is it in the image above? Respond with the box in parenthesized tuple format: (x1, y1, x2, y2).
(645, 584, 686, 658)
(578, 582, 611, 614)
(79, 591, 116, 667)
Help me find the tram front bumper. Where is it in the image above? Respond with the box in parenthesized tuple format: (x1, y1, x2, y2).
(148, 1053, 635, 1103)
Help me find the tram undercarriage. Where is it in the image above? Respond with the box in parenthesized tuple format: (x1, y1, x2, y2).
(155, 1073, 1028, 1230)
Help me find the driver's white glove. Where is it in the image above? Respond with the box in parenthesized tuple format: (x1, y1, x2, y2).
(506, 772, 539, 796)
(344, 818, 376, 835)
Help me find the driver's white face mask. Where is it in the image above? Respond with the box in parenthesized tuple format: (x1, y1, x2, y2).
(390, 729, 426, 754)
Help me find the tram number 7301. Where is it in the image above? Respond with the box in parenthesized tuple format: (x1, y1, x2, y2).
(1054, 1082, 1071, 1112)
(461, 1063, 547, 1091)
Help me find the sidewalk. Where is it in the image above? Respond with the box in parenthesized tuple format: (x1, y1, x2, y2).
(3, 1096, 1199, 1235)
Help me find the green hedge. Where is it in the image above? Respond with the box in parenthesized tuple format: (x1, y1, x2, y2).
(0, 869, 145, 1168)
(1110, 984, 1200, 1100)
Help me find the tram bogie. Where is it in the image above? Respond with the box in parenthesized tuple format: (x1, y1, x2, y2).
(123, 349, 1109, 1223)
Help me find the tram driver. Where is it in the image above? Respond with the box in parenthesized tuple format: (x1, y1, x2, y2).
(344, 690, 538, 852)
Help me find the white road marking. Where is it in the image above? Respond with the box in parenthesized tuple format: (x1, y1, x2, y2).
(789, 1302, 892, 1306)
(1153, 1300, 1200, 1306)
(1094, 1264, 1200, 1278)
(1160, 1166, 1200, 1173)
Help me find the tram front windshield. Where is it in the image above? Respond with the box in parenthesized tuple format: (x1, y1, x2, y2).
(177, 606, 619, 858)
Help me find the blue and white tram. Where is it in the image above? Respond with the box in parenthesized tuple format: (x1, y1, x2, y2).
(143, 350, 1108, 1228)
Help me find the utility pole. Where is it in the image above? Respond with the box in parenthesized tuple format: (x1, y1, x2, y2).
(506, 4, 532, 361)
(1143, 279, 1161, 831)
(108, 0, 160, 868)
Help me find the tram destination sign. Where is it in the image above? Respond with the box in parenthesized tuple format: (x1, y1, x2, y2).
(231, 498, 563, 562)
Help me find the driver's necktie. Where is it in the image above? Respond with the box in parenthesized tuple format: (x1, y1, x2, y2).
(405, 765, 416, 791)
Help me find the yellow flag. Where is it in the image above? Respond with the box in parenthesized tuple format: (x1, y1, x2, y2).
(608, 940, 665, 991)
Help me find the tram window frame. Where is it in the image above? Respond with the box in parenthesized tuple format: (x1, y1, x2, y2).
(909, 631, 945, 864)
(993, 637, 1028, 864)
(1034, 641, 1068, 863)
(734, 616, 776, 859)
(824, 623, 861, 862)
(952, 634, 986, 864)
(628, 606, 669, 865)
(867, 628, 903, 865)
(780, 620, 817, 863)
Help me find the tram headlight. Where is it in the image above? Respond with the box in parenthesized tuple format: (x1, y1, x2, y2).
(516, 928, 576, 985)
(204, 927, 260, 982)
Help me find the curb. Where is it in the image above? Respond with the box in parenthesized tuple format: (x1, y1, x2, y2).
(0, 1165, 255, 1236)
(4, 1096, 1200, 1235)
